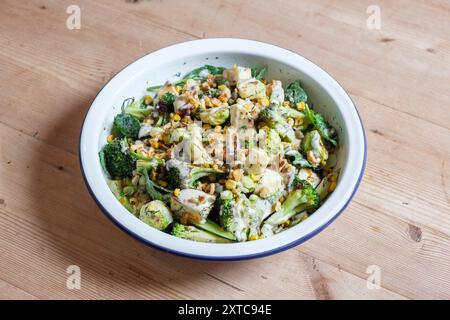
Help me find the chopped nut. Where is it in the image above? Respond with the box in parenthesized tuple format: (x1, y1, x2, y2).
(259, 187, 269, 198)
(232, 169, 243, 181)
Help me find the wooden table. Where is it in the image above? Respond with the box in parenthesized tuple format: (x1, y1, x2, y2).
(1, 0, 449, 300)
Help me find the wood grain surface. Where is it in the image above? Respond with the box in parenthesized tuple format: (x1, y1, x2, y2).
(0, 0, 449, 300)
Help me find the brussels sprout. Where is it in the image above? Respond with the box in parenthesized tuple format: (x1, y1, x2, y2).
(237, 78, 266, 100)
(199, 105, 230, 126)
(254, 169, 284, 199)
(139, 200, 173, 230)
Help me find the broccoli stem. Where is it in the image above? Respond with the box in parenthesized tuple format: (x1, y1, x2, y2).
(193, 219, 236, 241)
(171, 223, 232, 243)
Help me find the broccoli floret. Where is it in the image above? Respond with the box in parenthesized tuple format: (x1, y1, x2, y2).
(219, 191, 235, 232)
(160, 92, 176, 107)
(304, 105, 337, 146)
(302, 130, 329, 168)
(285, 80, 307, 104)
(166, 159, 223, 189)
(278, 106, 304, 119)
(136, 159, 164, 172)
(218, 191, 254, 242)
(113, 113, 140, 139)
(171, 223, 232, 243)
(258, 105, 297, 142)
(139, 200, 173, 231)
(99, 140, 135, 179)
(262, 182, 320, 233)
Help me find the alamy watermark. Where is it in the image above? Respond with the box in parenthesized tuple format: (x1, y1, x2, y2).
(66, 265, 81, 290)
(66, 5, 81, 30)
(366, 265, 381, 290)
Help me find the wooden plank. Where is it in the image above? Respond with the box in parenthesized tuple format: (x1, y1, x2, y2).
(0, 279, 38, 300)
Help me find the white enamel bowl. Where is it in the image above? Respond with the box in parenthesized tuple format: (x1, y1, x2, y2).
(79, 39, 366, 260)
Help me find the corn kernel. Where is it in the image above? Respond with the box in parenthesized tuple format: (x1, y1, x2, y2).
(250, 174, 260, 182)
(225, 179, 237, 190)
(218, 96, 228, 103)
(296, 102, 306, 110)
(151, 140, 159, 149)
(283, 101, 290, 107)
(258, 98, 270, 107)
(173, 114, 181, 121)
(218, 85, 227, 91)
(174, 188, 180, 197)
(249, 235, 259, 241)
(232, 169, 243, 181)
(283, 220, 291, 227)
(203, 124, 211, 130)
(287, 118, 294, 126)
(212, 98, 221, 107)
(176, 85, 182, 93)
(144, 95, 153, 105)
(107, 134, 114, 143)
(328, 181, 337, 192)
(158, 180, 168, 187)
(259, 187, 269, 198)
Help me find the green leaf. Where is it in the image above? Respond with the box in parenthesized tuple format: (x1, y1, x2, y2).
(251, 66, 267, 80)
(305, 105, 337, 146)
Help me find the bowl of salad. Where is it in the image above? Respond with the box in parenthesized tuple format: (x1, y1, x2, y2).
(80, 39, 366, 260)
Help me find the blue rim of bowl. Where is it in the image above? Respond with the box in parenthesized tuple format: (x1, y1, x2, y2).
(79, 38, 367, 261)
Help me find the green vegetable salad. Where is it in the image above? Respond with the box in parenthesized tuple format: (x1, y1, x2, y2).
(99, 65, 339, 243)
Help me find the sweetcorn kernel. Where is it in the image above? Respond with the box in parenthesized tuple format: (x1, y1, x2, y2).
(258, 98, 270, 107)
(218, 84, 227, 91)
(283, 101, 290, 107)
(225, 179, 237, 190)
(328, 181, 337, 192)
(173, 114, 181, 121)
(174, 188, 180, 197)
(158, 180, 168, 187)
(249, 235, 259, 241)
(107, 134, 114, 143)
(203, 124, 211, 130)
(150, 140, 160, 149)
(144, 95, 153, 105)
(296, 102, 306, 110)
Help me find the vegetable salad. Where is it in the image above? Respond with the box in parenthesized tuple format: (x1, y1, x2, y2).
(99, 65, 338, 243)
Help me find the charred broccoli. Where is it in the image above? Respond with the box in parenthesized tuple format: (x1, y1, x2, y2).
(99, 140, 135, 179)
